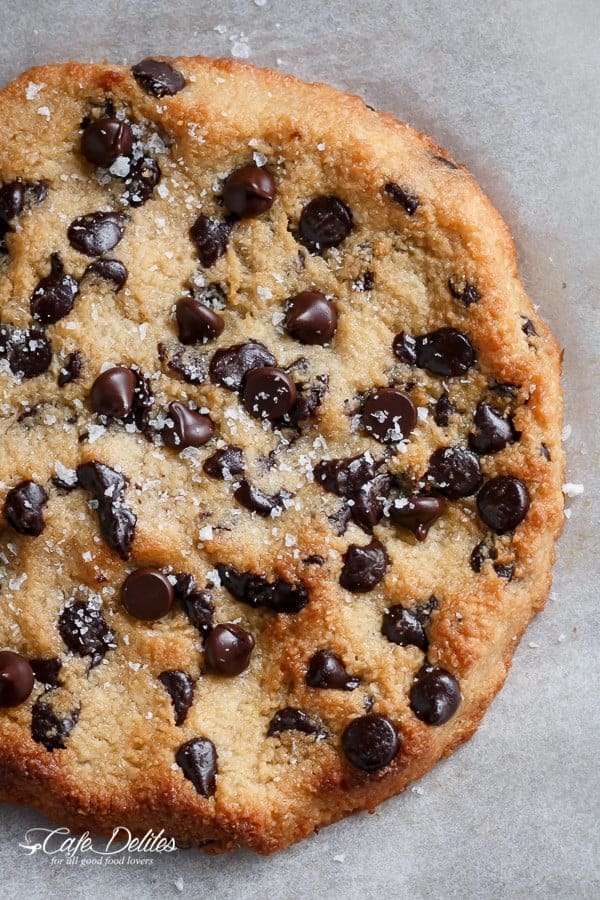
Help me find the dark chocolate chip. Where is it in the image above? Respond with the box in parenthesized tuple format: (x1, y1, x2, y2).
(354, 270, 374, 291)
(382, 605, 428, 650)
(304, 554, 325, 566)
(288, 373, 329, 425)
(314, 454, 389, 533)
(217, 564, 308, 614)
(204, 623, 255, 676)
(29, 657, 62, 688)
(57, 351, 83, 387)
(173, 574, 215, 638)
(175, 737, 217, 797)
(410, 665, 461, 725)
(306, 650, 359, 690)
(122, 567, 174, 621)
(5, 327, 52, 378)
(81, 117, 134, 167)
(159, 670, 195, 725)
(132, 58, 185, 97)
(0, 651, 34, 706)
(469, 402, 516, 454)
(340, 539, 388, 593)
(433, 392, 456, 427)
(123, 157, 161, 207)
(427, 446, 483, 498)
(390, 495, 445, 541)
(76, 461, 136, 560)
(209, 340, 275, 391)
(67, 211, 126, 257)
(30, 253, 79, 324)
(163, 402, 214, 449)
(284, 290, 338, 345)
(522, 318, 537, 337)
(342, 714, 400, 771)
(31, 696, 80, 751)
(416, 328, 476, 376)
(4, 480, 48, 536)
(267, 707, 324, 737)
(476, 476, 530, 532)
(176, 296, 224, 344)
(90, 366, 137, 418)
(392, 331, 417, 366)
(384, 182, 420, 215)
(494, 562, 515, 580)
(83, 258, 128, 290)
(234, 480, 284, 516)
(222, 165, 276, 217)
(470, 539, 494, 573)
(242, 366, 297, 420)
(0, 180, 24, 222)
(352, 472, 393, 533)
(299, 196, 353, 250)
(158, 341, 209, 385)
(448, 277, 480, 306)
(203, 445, 244, 479)
(58, 600, 116, 667)
(190, 215, 231, 268)
(362, 388, 417, 443)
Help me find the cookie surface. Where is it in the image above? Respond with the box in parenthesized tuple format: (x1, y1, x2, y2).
(0, 56, 564, 853)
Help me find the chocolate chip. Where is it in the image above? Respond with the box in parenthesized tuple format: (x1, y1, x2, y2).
(204, 623, 255, 676)
(306, 650, 359, 690)
(190, 214, 231, 268)
(3, 327, 52, 378)
(353, 473, 393, 533)
(90, 366, 137, 418)
(76, 461, 136, 559)
(68, 212, 126, 257)
(234, 480, 284, 516)
(209, 341, 275, 391)
(162, 402, 214, 450)
(416, 328, 476, 376)
(4, 480, 48, 536)
(522, 318, 537, 337)
(314, 454, 390, 533)
(242, 366, 297, 420)
(222, 165, 276, 217)
(469, 402, 516, 454)
(0, 651, 34, 706)
(288, 373, 329, 425)
(284, 290, 338, 345)
(57, 351, 82, 387)
(132, 58, 186, 97)
(122, 568, 174, 621)
(340, 539, 388, 593)
(175, 737, 217, 797)
(28, 181, 48, 206)
(382, 605, 428, 650)
(299, 196, 353, 250)
(329, 504, 351, 536)
(123, 157, 161, 207)
(342, 714, 400, 771)
(84, 258, 128, 290)
(0, 180, 24, 222)
(427, 446, 483, 498)
(31, 696, 80, 751)
(494, 562, 515, 580)
(470, 539, 493, 573)
(176, 297, 224, 344)
(29, 657, 62, 688)
(159, 670, 195, 725)
(433, 392, 455, 427)
(477, 476, 530, 532)
(173, 574, 215, 637)
(392, 331, 417, 365)
(29, 253, 78, 324)
(217, 564, 308, 614)
(81, 117, 133, 167)
(203, 445, 244, 479)
(362, 388, 417, 443)
(158, 341, 209, 385)
(448, 276, 480, 306)
(410, 665, 460, 725)
(390, 495, 445, 541)
(267, 707, 324, 737)
(58, 600, 116, 667)
(384, 182, 420, 215)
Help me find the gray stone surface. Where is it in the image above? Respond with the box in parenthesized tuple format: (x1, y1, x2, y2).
(0, 1, 598, 897)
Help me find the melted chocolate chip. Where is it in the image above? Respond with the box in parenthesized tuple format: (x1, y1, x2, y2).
(84, 258, 128, 290)
(173, 574, 215, 637)
(68, 212, 126, 257)
(340, 539, 388, 593)
(175, 737, 217, 797)
(217, 564, 308, 614)
(176, 297, 224, 344)
(362, 388, 417, 443)
(123, 157, 161, 207)
(433, 392, 455, 427)
(122, 568, 174, 621)
(284, 290, 338, 344)
(81, 117, 133, 167)
(31, 696, 80, 751)
(203, 445, 244, 479)
(77, 461, 136, 559)
(299, 196, 353, 250)
(57, 350, 83, 387)
(2, 326, 52, 378)
(0, 651, 34, 706)
(342, 714, 400, 771)
(190, 215, 231, 267)
(163, 402, 214, 449)
(314, 454, 390, 533)
(392, 331, 417, 366)
(382, 605, 428, 650)
(30, 254, 79, 324)
(306, 650, 359, 690)
(427, 446, 483, 498)
(288, 373, 329, 425)
(234, 480, 285, 517)
(470, 539, 493, 573)
(495, 562, 515, 580)
(384, 182, 420, 215)
(158, 341, 209, 385)
(522, 318, 537, 337)
(448, 277, 480, 306)
(477, 476, 530, 532)
(58, 600, 116, 667)
(159, 670, 195, 725)
(267, 707, 324, 737)
(4, 480, 48, 536)
(242, 366, 297, 420)
(416, 328, 476, 376)
(410, 665, 460, 725)
(390, 495, 445, 541)
(469, 402, 516, 454)
(204, 623, 255, 676)
(29, 657, 62, 688)
(209, 341, 275, 391)
(132, 58, 185, 96)
(222, 165, 276, 217)
(90, 366, 137, 418)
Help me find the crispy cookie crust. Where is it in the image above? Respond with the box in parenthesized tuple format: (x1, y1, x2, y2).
(0, 57, 564, 853)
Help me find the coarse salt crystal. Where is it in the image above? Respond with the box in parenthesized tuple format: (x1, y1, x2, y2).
(37, 106, 51, 119)
(199, 525, 213, 541)
(562, 482, 584, 497)
(26, 81, 45, 100)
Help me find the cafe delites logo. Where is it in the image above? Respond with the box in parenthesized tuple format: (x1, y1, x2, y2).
(19, 826, 177, 867)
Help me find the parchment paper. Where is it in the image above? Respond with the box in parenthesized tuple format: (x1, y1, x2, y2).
(0, 1, 598, 897)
